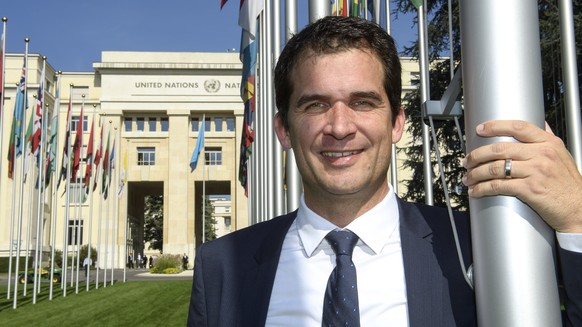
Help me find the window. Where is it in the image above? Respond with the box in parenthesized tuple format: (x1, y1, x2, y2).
(214, 117, 223, 132)
(205, 147, 222, 166)
(136, 117, 145, 132)
(68, 220, 84, 245)
(124, 118, 132, 132)
(72, 115, 88, 132)
(137, 147, 156, 166)
(68, 177, 86, 204)
(226, 117, 235, 132)
(205, 118, 211, 132)
(224, 216, 231, 229)
(160, 118, 169, 132)
(191, 117, 199, 132)
(148, 118, 156, 132)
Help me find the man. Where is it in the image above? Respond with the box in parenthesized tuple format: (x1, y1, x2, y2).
(188, 16, 582, 326)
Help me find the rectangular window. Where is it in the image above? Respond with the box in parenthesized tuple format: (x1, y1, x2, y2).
(148, 118, 156, 132)
(137, 147, 156, 166)
(205, 147, 222, 166)
(160, 118, 169, 132)
(68, 178, 86, 204)
(205, 118, 211, 132)
(72, 115, 88, 132)
(214, 117, 223, 132)
(124, 118, 132, 132)
(226, 117, 235, 132)
(136, 117, 145, 132)
(68, 220, 84, 246)
(191, 117, 199, 132)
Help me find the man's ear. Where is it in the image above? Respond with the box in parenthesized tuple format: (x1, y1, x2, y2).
(274, 113, 292, 149)
(392, 107, 405, 144)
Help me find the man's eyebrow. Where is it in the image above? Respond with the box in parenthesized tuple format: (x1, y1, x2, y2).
(295, 94, 329, 108)
(351, 91, 384, 102)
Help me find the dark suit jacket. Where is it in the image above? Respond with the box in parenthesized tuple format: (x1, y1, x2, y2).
(187, 198, 582, 326)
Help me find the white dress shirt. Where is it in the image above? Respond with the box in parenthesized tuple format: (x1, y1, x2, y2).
(265, 188, 409, 326)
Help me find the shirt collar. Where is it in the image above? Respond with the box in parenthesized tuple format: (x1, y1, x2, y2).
(297, 185, 400, 257)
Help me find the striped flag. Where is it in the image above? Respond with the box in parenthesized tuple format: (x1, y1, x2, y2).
(23, 109, 34, 182)
(7, 58, 27, 178)
(44, 76, 60, 187)
(101, 131, 110, 199)
(71, 103, 84, 181)
(57, 94, 72, 189)
(31, 63, 45, 160)
(84, 115, 95, 192)
(234, 0, 262, 195)
(92, 120, 103, 192)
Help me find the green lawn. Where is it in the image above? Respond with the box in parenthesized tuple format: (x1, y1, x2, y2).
(0, 280, 192, 326)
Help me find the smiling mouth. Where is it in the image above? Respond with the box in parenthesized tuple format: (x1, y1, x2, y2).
(321, 150, 362, 158)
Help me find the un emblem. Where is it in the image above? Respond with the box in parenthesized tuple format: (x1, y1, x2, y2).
(204, 79, 221, 93)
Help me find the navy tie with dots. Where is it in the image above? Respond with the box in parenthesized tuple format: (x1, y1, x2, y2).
(322, 230, 360, 327)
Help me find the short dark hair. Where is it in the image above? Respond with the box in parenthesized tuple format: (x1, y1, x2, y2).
(274, 16, 402, 127)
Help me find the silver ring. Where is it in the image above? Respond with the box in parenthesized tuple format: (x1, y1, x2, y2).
(504, 159, 512, 178)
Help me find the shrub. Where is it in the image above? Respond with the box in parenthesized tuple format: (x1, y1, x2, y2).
(150, 254, 181, 274)
(162, 267, 181, 274)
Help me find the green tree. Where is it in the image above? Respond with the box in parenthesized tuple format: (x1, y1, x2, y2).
(144, 195, 164, 252)
(203, 196, 217, 241)
(79, 244, 98, 267)
(393, 0, 581, 210)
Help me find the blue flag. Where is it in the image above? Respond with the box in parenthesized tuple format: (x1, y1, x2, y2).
(190, 119, 205, 172)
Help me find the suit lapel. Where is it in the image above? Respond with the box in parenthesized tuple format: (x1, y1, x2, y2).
(398, 199, 453, 327)
(238, 212, 297, 327)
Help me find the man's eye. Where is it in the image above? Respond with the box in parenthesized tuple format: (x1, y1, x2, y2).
(305, 102, 326, 110)
(352, 100, 373, 108)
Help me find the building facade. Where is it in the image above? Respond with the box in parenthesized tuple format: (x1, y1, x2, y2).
(0, 51, 419, 269)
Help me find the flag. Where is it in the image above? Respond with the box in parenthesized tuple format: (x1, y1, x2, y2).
(101, 131, 110, 199)
(92, 121, 103, 192)
(44, 77, 60, 187)
(23, 109, 34, 182)
(239, 0, 263, 39)
(108, 138, 116, 196)
(7, 58, 27, 178)
(83, 115, 94, 192)
(190, 119, 205, 172)
(332, 0, 348, 16)
(220, 0, 228, 9)
(350, 0, 362, 17)
(237, 23, 259, 195)
(410, 0, 422, 9)
(57, 95, 72, 189)
(31, 63, 45, 160)
(71, 103, 84, 181)
(118, 149, 127, 198)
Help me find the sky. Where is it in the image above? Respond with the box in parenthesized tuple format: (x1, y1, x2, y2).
(1, 0, 417, 72)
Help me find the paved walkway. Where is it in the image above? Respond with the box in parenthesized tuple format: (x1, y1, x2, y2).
(0, 268, 194, 285)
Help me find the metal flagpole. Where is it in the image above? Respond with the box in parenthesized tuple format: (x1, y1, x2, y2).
(74, 97, 86, 293)
(111, 128, 118, 286)
(103, 122, 111, 288)
(202, 115, 206, 243)
(62, 84, 74, 297)
(86, 104, 97, 291)
(36, 102, 50, 296)
(32, 58, 47, 302)
(49, 71, 62, 300)
(417, 0, 433, 205)
(123, 139, 129, 283)
(0, 17, 6, 221)
(271, 0, 285, 217)
(13, 38, 29, 309)
(1, 17, 12, 301)
(386, 0, 399, 195)
(23, 128, 35, 297)
(284, 0, 302, 215)
(95, 119, 104, 289)
(559, 0, 582, 170)
(460, 0, 562, 325)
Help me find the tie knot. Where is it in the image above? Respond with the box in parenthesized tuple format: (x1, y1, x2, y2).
(325, 230, 359, 257)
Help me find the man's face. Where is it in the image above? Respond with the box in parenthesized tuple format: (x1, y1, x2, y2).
(275, 49, 405, 215)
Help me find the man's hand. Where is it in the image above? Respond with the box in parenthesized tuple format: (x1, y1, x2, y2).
(463, 120, 582, 233)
